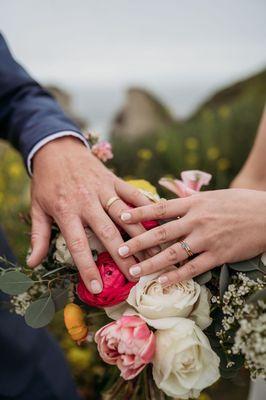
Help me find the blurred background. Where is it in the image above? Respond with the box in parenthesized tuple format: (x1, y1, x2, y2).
(0, 0, 265, 399)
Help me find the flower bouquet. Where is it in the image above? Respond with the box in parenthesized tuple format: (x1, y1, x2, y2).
(0, 136, 265, 399)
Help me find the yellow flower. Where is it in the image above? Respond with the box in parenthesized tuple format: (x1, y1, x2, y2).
(156, 139, 168, 153)
(219, 105, 230, 119)
(8, 162, 23, 178)
(127, 179, 157, 194)
(207, 147, 220, 161)
(217, 158, 231, 171)
(137, 148, 153, 160)
(127, 179, 159, 202)
(67, 347, 92, 371)
(185, 137, 199, 151)
(64, 303, 88, 342)
(198, 393, 212, 400)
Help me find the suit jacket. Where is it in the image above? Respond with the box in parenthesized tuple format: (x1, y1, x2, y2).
(0, 33, 83, 398)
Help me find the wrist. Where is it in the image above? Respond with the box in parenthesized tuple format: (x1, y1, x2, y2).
(32, 136, 89, 173)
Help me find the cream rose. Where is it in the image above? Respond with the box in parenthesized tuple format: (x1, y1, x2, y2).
(152, 318, 220, 399)
(106, 270, 212, 330)
(54, 228, 105, 265)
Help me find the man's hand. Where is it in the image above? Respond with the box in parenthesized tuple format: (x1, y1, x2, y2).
(27, 137, 151, 293)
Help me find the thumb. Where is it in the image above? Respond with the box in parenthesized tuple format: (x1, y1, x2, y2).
(27, 205, 51, 268)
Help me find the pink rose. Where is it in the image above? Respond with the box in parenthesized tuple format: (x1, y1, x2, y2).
(77, 252, 135, 308)
(159, 170, 212, 197)
(95, 315, 156, 380)
(91, 140, 113, 162)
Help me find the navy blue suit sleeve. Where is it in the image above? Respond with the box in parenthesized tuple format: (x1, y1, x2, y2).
(0, 33, 83, 166)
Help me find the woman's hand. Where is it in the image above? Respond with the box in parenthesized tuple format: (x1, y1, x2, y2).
(117, 189, 266, 285)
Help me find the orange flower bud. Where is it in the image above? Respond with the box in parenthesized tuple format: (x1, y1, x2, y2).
(64, 303, 88, 342)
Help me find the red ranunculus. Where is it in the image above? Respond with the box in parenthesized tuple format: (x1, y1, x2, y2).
(142, 220, 158, 230)
(77, 252, 136, 308)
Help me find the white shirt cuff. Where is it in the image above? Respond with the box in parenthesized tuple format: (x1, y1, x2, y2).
(27, 131, 90, 176)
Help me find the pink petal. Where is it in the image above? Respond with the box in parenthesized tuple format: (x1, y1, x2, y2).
(181, 170, 212, 191)
(159, 178, 195, 197)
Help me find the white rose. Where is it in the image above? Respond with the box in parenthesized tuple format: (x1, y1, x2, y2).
(106, 270, 212, 330)
(54, 228, 105, 265)
(153, 318, 220, 399)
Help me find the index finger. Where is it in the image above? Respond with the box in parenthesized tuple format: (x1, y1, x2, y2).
(120, 198, 190, 224)
(56, 215, 103, 294)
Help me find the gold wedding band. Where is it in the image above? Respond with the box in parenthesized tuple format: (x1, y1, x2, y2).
(106, 196, 120, 211)
(179, 240, 194, 258)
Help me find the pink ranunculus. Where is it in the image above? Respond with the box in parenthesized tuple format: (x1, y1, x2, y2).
(159, 170, 212, 198)
(76, 252, 135, 308)
(95, 315, 156, 380)
(91, 140, 113, 162)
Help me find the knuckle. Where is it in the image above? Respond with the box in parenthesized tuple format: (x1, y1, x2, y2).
(99, 224, 118, 241)
(169, 269, 180, 283)
(155, 226, 168, 243)
(68, 237, 87, 254)
(166, 246, 179, 263)
(132, 189, 142, 200)
(132, 237, 143, 251)
(187, 261, 198, 277)
(154, 201, 167, 218)
(143, 259, 155, 273)
(54, 197, 68, 218)
(31, 231, 41, 243)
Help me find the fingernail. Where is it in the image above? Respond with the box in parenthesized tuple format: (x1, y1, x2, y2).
(118, 245, 130, 257)
(158, 276, 168, 285)
(121, 212, 132, 222)
(90, 280, 102, 294)
(129, 265, 141, 276)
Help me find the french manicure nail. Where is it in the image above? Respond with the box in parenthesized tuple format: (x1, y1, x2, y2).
(121, 212, 132, 222)
(90, 280, 102, 294)
(158, 276, 168, 285)
(118, 245, 129, 257)
(129, 265, 141, 276)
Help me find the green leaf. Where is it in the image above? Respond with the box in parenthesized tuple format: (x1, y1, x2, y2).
(219, 264, 230, 297)
(0, 271, 34, 295)
(25, 295, 55, 328)
(247, 288, 266, 304)
(227, 256, 261, 272)
(195, 270, 212, 285)
(51, 287, 70, 311)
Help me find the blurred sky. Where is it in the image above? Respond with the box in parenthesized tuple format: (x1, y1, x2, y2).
(1, 0, 266, 133)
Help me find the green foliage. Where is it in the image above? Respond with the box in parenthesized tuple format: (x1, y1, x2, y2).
(111, 69, 266, 191)
(0, 270, 34, 295)
(25, 294, 55, 328)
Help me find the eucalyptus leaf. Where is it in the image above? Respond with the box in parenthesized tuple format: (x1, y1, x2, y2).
(257, 259, 266, 275)
(195, 270, 212, 285)
(219, 264, 230, 297)
(25, 295, 55, 328)
(245, 270, 264, 282)
(0, 271, 34, 295)
(228, 256, 261, 272)
(51, 287, 70, 311)
(247, 288, 266, 304)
